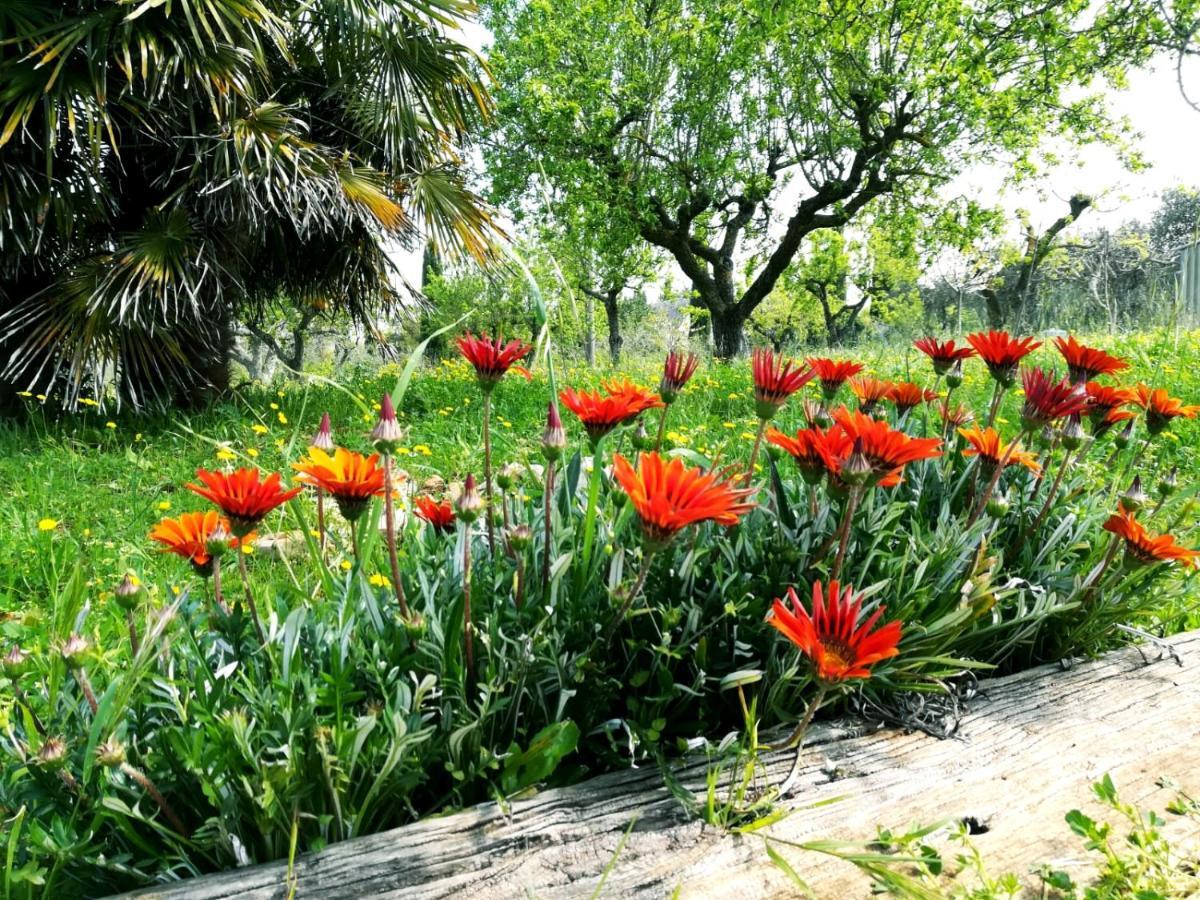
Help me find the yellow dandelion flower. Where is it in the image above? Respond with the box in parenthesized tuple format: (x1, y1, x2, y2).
(252, 424, 269, 435)
(105, 421, 116, 429)
(722, 421, 735, 429)
(17, 391, 32, 398)
(368, 573, 389, 587)
(414, 445, 432, 456)
(340, 559, 352, 571)
(79, 398, 98, 407)
(37, 518, 58, 531)
(741, 431, 757, 440)
(246, 448, 259, 458)
(216, 448, 237, 461)
(270, 402, 279, 410)
(277, 412, 288, 425)
(157, 501, 171, 511)
(241, 543, 254, 555)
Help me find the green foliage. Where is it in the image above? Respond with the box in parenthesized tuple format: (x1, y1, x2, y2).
(0, 332, 1197, 894)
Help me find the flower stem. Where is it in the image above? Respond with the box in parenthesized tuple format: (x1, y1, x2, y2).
(967, 430, 1027, 526)
(121, 762, 190, 838)
(126, 613, 140, 657)
(984, 380, 1006, 429)
(767, 682, 830, 796)
(316, 487, 327, 555)
(382, 453, 412, 620)
(542, 460, 556, 596)
(74, 668, 98, 715)
(482, 391, 496, 557)
(212, 556, 229, 615)
(745, 418, 768, 487)
(1028, 447, 1075, 537)
(654, 406, 669, 452)
(461, 521, 474, 674)
(831, 486, 862, 582)
(237, 548, 267, 646)
(605, 549, 656, 642)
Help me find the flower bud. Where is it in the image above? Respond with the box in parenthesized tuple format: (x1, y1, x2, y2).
(1060, 414, 1085, 451)
(114, 573, 143, 612)
(986, 492, 1011, 518)
(945, 360, 964, 389)
(95, 738, 126, 768)
(496, 462, 523, 492)
(1158, 466, 1178, 499)
(370, 394, 404, 454)
(311, 412, 334, 452)
(59, 634, 89, 670)
(541, 402, 567, 462)
(205, 521, 232, 560)
(630, 419, 654, 452)
(766, 441, 785, 462)
(455, 474, 483, 523)
(1121, 476, 1149, 511)
(841, 439, 873, 486)
(815, 405, 834, 429)
(3, 645, 30, 679)
(507, 524, 533, 552)
(36, 738, 68, 770)
(1114, 419, 1134, 450)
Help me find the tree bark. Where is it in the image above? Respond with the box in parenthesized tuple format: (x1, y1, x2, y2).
(603, 289, 622, 364)
(709, 303, 746, 358)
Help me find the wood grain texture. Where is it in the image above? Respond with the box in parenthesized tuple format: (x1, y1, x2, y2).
(120, 630, 1200, 899)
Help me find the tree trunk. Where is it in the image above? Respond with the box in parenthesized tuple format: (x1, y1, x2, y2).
(603, 291, 622, 364)
(709, 304, 746, 359)
(583, 290, 596, 367)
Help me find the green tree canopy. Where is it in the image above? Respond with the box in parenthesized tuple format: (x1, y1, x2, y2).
(0, 0, 496, 408)
(485, 0, 1164, 356)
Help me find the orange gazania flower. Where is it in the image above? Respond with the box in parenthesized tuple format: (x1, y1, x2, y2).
(612, 452, 756, 548)
(149, 510, 244, 573)
(1103, 504, 1198, 568)
(831, 408, 941, 482)
(807, 357, 865, 399)
(1131, 385, 1200, 435)
(887, 381, 939, 414)
(958, 425, 1040, 474)
(560, 384, 664, 444)
(767, 426, 848, 484)
(913, 337, 976, 374)
(966, 330, 1041, 385)
(414, 495, 455, 534)
(293, 448, 388, 521)
(1053, 336, 1128, 383)
(848, 376, 894, 414)
(766, 580, 902, 682)
(456, 332, 533, 388)
(186, 467, 303, 535)
(1020, 367, 1087, 428)
(752, 349, 815, 418)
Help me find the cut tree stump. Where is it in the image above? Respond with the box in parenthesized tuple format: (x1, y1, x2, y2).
(122, 630, 1200, 899)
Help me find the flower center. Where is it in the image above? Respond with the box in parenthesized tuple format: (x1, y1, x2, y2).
(819, 636, 855, 672)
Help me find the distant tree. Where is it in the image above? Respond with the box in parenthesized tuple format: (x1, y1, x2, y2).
(486, 0, 1160, 357)
(0, 0, 496, 409)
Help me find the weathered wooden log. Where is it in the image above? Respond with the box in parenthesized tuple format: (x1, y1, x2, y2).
(122, 630, 1200, 899)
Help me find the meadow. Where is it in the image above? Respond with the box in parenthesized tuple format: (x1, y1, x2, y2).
(1, 329, 1198, 895)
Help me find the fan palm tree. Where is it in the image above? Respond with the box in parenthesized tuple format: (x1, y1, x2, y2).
(0, 0, 497, 409)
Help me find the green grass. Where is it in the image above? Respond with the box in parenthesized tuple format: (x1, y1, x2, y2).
(1, 329, 1198, 896)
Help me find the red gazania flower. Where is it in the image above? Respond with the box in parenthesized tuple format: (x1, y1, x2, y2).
(807, 357, 865, 399)
(913, 337, 977, 374)
(456, 332, 533, 388)
(1103, 504, 1198, 568)
(1085, 382, 1135, 419)
(186, 467, 303, 535)
(752, 349, 815, 418)
(766, 581, 902, 682)
(1019, 367, 1087, 428)
(293, 448, 388, 522)
(966, 330, 1042, 385)
(831, 407, 942, 483)
(848, 376, 894, 414)
(958, 425, 1040, 474)
(1132, 385, 1200, 435)
(414, 495, 455, 534)
(887, 382, 939, 414)
(659, 350, 699, 404)
(767, 426, 847, 484)
(612, 452, 756, 548)
(149, 510, 244, 573)
(1053, 336, 1128, 383)
(560, 385, 663, 444)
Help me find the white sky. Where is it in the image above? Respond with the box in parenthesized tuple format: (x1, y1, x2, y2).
(393, 32, 1200, 285)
